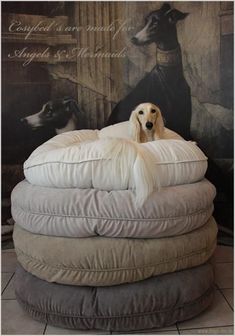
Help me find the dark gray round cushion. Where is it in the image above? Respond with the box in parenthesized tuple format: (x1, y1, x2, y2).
(15, 263, 214, 332)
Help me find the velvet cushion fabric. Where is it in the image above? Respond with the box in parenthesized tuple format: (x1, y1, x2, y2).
(11, 179, 215, 238)
(12, 122, 217, 331)
(23, 130, 207, 193)
(15, 262, 214, 332)
(13, 217, 217, 286)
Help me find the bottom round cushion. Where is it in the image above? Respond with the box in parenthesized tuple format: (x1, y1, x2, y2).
(15, 263, 214, 332)
(13, 217, 217, 286)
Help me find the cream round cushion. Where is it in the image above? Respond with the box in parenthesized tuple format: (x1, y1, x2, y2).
(23, 122, 208, 205)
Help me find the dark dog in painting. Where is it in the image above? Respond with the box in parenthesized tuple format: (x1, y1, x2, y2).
(21, 97, 80, 134)
(107, 3, 192, 139)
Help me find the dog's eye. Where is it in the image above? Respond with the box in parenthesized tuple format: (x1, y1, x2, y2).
(151, 17, 158, 26)
(138, 110, 144, 115)
(151, 109, 156, 113)
(46, 110, 53, 117)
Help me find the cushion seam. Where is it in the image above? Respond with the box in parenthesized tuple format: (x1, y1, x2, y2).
(24, 159, 207, 170)
(15, 285, 213, 319)
(12, 204, 214, 222)
(15, 239, 216, 272)
(24, 158, 103, 170)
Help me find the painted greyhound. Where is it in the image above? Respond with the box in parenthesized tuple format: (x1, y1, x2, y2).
(21, 97, 81, 135)
(107, 3, 191, 140)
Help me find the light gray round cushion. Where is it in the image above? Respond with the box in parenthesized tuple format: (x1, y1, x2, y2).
(15, 262, 214, 332)
(11, 179, 215, 238)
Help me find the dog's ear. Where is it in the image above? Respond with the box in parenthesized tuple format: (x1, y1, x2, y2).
(154, 108, 165, 140)
(160, 3, 171, 13)
(63, 98, 80, 120)
(129, 108, 141, 143)
(165, 9, 189, 24)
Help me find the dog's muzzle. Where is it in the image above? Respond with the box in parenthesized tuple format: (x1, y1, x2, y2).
(131, 36, 138, 45)
(146, 121, 153, 130)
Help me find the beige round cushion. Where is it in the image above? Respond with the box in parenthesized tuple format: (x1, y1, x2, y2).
(13, 217, 217, 286)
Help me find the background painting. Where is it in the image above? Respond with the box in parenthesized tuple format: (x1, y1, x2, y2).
(2, 1, 233, 244)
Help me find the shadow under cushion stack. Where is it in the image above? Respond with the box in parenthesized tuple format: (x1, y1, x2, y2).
(11, 129, 218, 332)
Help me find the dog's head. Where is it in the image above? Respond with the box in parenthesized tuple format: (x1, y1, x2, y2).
(129, 102, 164, 142)
(131, 3, 189, 46)
(21, 97, 80, 132)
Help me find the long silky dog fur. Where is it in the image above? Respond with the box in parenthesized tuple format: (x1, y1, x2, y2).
(99, 137, 160, 206)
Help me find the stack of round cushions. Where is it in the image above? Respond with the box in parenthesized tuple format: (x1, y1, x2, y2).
(12, 121, 217, 332)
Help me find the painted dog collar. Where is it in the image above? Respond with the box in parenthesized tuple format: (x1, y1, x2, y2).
(157, 46, 182, 66)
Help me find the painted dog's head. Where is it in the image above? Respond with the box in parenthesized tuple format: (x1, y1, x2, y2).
(131, 3, 188, 46)
(21, 97, 80, 134)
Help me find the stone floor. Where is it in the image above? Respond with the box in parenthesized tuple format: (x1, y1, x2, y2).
(1, 245, 234, 335)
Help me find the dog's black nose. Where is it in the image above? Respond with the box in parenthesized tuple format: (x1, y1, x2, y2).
(131, 36, 138, 45)
(146, 121, 153, 130)
(20, 118, 28, 125)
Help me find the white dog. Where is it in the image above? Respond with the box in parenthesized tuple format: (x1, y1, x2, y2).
(129, 102, 165, 143)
